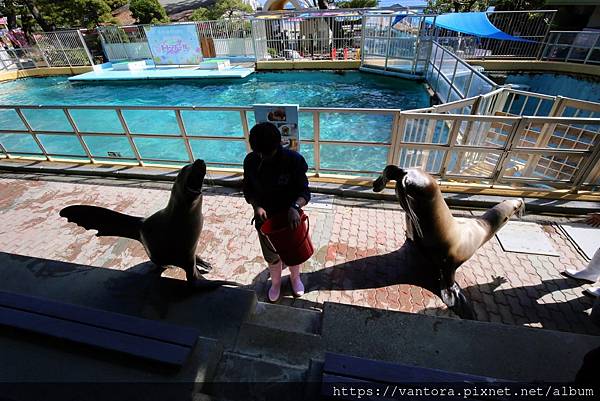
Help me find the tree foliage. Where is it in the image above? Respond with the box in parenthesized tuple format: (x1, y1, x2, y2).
(492, 0, 545, 11)
(129, 0, 169, 24)
(426, 0, 489, 13)
(0, 0, 114, 30)
(337, 0, 378, 8)
(41, 0, 113, 29)
(190, 0, 252, 21)
(426, 0, 546, 13)
(105, 0, 128, 10)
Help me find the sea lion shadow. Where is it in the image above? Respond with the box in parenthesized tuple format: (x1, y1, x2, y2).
(302, 240, 439, 294)
(103, 261, 232, 315)
(421, 275, 598, 332)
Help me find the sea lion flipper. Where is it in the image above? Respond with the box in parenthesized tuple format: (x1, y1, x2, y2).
(60, 205, 143, 240)
(195, 255, 213, 272)
(440, 283, 475, 320)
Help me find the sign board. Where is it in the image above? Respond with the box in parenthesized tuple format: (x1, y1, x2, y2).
(253, 104, 300, 151)
(144, 24, 202, 65)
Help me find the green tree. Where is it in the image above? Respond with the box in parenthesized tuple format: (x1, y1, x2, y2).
(190, 0, 252, 21)
(36, 0, 113, 29)
(129, 0, 169, 24)
(105, 0, 128, 10)
(190, 7, 210, 21)
(492, 0, 545, 11)
(426, 0, 545, 13)
(0, 0, 19, 29)
(337, 0, 378, 8)
(426, 0, 489, 13)
(212, 0, 252, 19)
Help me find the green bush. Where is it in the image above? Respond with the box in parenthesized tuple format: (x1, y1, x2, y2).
(129, 0, 169, 24)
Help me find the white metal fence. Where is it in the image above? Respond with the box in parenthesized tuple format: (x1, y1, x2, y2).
(436, 10, 555, 60)
(97, 25, 152, 62)
(34, 30, 93, 67)
(541, 31, 600, 65)
(252, 15, 363, 61)
(361, 13, 433, 75)
(1, 92, 598, 190)
(426, 41, 498, 103)
(402, 88, 600, 189)
(0, 47, 48, 71)
(98, 21, 254, 63)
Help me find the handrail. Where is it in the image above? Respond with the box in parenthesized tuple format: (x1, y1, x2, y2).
(1, 89, 598, 191)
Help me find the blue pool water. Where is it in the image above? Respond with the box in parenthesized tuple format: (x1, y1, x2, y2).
(0, 71, 430, 172)
(504, 72, 600, 104)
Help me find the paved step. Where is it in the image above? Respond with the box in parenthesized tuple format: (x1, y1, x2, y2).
(234, 322, 323, 368)
(248, 301, 322, 335)
(0, 252, 257, 349)
(321, 302, 600, 382)
(206, 351, 308, 401)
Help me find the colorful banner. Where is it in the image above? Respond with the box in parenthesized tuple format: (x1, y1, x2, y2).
(144, 24, 203, 65)
(253, 104, 300, 151)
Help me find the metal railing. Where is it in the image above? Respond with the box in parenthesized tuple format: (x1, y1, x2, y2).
(97, 25, 152, 62)
(0, 104, 399, 177)
(436, 10, 555, 60)
(540, 31, 600, 65)
(196, 19, 254, 58)
(33, 30, 93, 67)
(98, 21, 254, 63)
(1, 94, 598, 190)
(403, 88, 600, 189)
(253, 15, 363, 61)
(361, 13, 433, 75)
(0, 47, 49, 71)
(426, 41, 498, 103)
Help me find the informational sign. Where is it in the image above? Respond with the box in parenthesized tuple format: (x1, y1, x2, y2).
(253, 104, 300, 151)
(144, 24, 203, 65)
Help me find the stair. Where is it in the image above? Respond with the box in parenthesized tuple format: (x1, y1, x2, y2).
(248, 302, 322, 335)
(206, 352, 308, 401)
(201, 301, 325, 400)
(234, 322, 323, 367)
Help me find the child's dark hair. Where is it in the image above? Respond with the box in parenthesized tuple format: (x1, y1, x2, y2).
(249, 122, 281, 153)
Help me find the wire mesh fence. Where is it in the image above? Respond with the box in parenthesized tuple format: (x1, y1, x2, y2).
(34, 30, 92, 67)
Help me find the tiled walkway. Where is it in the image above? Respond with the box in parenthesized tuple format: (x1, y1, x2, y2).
(1, 175, 598, 335)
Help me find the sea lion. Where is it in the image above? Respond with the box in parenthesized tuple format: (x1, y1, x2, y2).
(60, 159, 225, 287)
(373, 165, 524, 318)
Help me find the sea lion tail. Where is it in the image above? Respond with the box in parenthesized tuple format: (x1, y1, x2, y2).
(373, 165, 405, 192)
(60, 205, 143, 241)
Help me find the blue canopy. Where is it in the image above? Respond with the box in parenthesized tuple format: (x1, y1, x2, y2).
(426, 12, 532, 42)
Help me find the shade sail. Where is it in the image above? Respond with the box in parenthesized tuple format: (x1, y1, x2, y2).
(426, 12, 532, 42)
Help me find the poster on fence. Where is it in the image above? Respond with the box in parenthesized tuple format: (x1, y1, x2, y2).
(253, 104, 300, 151)
(144, 24, 203, 65)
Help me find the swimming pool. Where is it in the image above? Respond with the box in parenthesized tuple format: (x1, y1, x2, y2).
(0, 71, 430, 173)
(503, 72, 600, 104)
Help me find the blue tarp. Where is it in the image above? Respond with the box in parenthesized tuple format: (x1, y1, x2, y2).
(426, 12, 532, 42)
